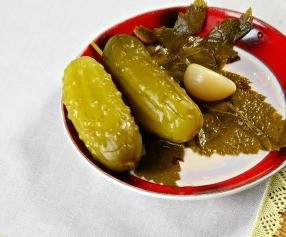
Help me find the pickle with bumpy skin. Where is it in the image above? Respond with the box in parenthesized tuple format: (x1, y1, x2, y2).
(62, 56, 142, 172)
(103, 35, 203, 143)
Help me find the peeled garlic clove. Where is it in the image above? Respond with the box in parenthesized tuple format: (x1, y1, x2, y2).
(183, 64, 237, 101)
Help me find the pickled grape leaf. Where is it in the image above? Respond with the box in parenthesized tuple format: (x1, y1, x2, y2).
(183, 9, 253, 69)
(181, 9, 253, 69)
(204, 8, 253, 45)
(134, 135, 184, 186)
(147, 46, 188, 81)
(133, 26, 156, 44)
(134, 4, 253, 81)
(187, 71, 286, 156)
(174, 0, 207, 35)
(147, 35, 240, 80)
(153, 27, 190, 53)
(134, 0, 207, 52)
(152, 0, 207, 52)
(182, 42, 240, 70)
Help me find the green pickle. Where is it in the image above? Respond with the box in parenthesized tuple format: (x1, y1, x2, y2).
(62, 56, 142, 172)
(103, 35, 203, 143)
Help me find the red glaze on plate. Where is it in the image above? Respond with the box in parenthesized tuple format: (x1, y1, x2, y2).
(62, 7, 286, 198)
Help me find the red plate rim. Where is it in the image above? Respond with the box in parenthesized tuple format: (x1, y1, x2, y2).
(62, 6, 286, 199)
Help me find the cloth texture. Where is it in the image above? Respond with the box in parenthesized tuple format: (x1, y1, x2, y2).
(251, 168, 286, 237)
(0, 0, 285, 237)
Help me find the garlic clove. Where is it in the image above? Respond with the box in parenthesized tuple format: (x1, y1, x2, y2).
(183, 64, 237, 101)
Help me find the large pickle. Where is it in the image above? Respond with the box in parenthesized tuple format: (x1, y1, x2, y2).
(103, 35, 203, 143)
(62, 56, 142, 172)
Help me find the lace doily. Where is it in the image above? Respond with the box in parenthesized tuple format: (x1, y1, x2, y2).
(250, 167, 286, 237)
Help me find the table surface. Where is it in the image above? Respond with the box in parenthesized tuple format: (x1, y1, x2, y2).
(0, 0, 285, 236)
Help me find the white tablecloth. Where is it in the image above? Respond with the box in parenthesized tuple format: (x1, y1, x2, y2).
(1, 0, 285, 236)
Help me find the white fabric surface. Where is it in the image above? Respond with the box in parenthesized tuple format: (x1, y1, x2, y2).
(0, 0, 285, 236)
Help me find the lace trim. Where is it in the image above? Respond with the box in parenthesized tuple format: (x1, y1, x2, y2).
(250, 168, 286, 237)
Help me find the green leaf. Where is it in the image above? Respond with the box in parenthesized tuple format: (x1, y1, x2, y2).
(134, 135, 184, 187)
(133, 26, 157, 44)
(187, 71, 286, 156)
(153, 27, 191, 52)
(174, 0, 207, 35)
(134, 6, 254, 82)
(204, 8, 253, 45)
(152, 0, 207, 52)
(185, 41, 240, 69)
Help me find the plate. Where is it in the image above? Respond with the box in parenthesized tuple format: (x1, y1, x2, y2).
(62, 7, 286, 199)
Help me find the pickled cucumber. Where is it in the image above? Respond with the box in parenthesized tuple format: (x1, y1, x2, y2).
(62, 56, 142, 172)
(103, 35, 203, 143)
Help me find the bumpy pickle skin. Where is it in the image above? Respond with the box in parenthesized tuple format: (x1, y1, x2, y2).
(103, 35, 203, 143)
(62, 56, 142, 172)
